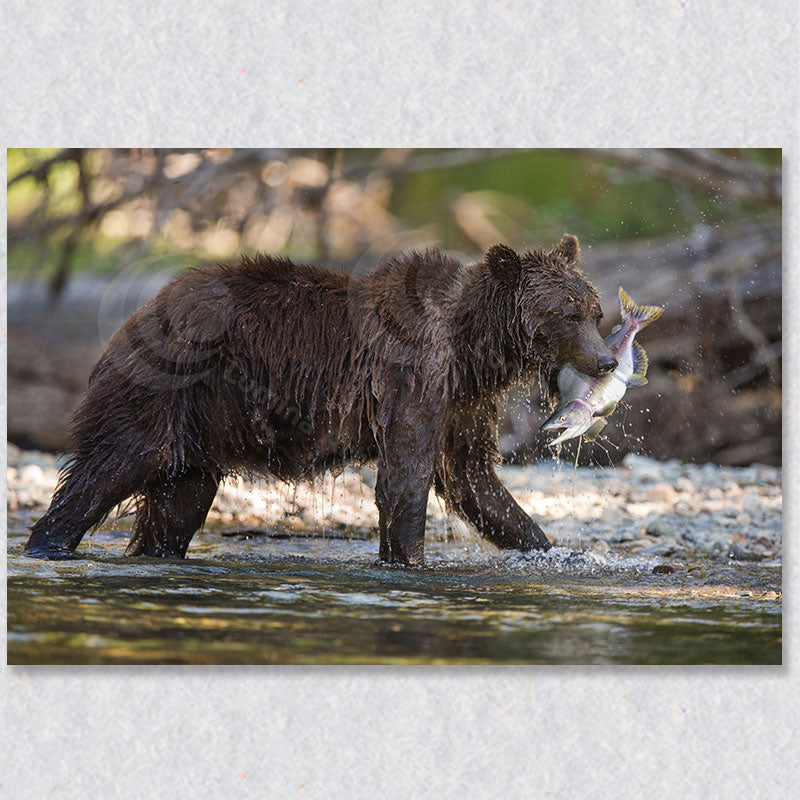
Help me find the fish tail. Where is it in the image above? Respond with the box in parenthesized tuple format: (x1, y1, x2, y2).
(618, 287, 664, 329)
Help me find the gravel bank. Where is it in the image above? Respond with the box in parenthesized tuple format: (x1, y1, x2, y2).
(6, 444, 781, 563)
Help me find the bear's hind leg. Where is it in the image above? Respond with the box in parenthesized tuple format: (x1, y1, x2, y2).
(126, 468, 220, 558)
(25, 458, 143, 559)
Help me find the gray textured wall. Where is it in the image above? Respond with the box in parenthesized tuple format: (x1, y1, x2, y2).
(2, 2, 797, 798)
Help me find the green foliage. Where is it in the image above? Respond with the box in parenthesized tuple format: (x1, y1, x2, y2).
(390, 149, 751, 248)
(7, 148, 775, 278)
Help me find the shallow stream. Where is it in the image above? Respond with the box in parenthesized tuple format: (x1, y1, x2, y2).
(7, 514, 781, 665)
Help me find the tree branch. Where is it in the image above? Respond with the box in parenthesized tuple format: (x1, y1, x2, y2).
(589, 148, 781, 207)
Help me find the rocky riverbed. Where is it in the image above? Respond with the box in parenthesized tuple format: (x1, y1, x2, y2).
(7, 444, 782, 664)
(6, 444, 782, 569)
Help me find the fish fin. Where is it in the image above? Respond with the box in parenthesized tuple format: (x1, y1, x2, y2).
(626, 342, 649, 386)
(584, 418, 607, 442)
(618, 287, 664, 330)
(632, 340, 649, 372)
(633, 340, 649, 374)
(594, 401, 617, 417)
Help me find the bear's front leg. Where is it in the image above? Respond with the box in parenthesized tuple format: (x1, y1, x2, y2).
(375, 465, 431, 566)
(437, 464, 551, 552)
(436, 399, 551, 552)
(374, 375, 444, 567)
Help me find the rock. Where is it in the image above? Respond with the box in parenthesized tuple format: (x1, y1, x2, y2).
(646, 516, 678, 537)
(645, 483, 677, 504)
(738, 473, 760, 487)
(599, 505, 623, 523)
(18, 450, 57, 470)
(691, 531, 732, 555)
(6, 442, 23, 466)
(742, 495, 762, 516)
(730, 544, 771, 561)
(622, 453, 664, 482)
(652, 564, 676, 574)
(19, 464, 46, 487)
(674, 500, 696, 517)
(626, 537, 657, 551)
(754, 536, 774, 548)
(638, 543, 679, 557)
(12, 489, 38, 510)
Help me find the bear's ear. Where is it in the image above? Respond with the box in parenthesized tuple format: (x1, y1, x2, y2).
(486, 244, 522, 287)
(553, 233, 580, 265)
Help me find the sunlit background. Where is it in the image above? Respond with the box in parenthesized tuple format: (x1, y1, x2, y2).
(7, 147, 781, 465)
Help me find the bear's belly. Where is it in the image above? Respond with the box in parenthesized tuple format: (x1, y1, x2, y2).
(253, 406, 379, 481)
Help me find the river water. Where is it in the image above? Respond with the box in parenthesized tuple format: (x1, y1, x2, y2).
(6, 512, 781, 665)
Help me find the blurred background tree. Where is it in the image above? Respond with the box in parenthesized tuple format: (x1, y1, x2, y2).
(6, 148, 781, 465)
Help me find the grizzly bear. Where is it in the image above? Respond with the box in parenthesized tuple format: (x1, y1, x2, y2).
(24, 234, 616, 566)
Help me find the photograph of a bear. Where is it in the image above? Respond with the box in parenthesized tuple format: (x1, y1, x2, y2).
(25, 233, 618, 566)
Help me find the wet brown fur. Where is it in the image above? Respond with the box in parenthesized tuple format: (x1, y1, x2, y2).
(25, 234, 614, 565)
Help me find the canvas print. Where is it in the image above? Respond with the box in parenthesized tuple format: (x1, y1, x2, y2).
(6, 148, 782, 664)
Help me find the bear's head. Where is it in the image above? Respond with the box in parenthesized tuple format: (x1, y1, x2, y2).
(485, 235, 617, 378)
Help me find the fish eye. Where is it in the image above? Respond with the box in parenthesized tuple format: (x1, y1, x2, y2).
(559, 415, 566, 422)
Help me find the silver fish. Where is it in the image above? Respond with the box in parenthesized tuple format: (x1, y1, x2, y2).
(541, 287, 664, 446)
